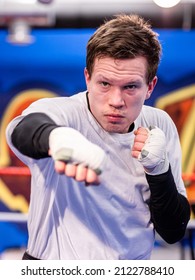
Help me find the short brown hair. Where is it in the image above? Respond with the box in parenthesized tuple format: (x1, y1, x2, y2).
(86, 14, 161, 84)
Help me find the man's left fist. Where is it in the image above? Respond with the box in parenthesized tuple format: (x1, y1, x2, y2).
(131, 126, 169, 175)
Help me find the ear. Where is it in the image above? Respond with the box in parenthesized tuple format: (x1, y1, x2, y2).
(145, 76, 158, 100)
(84, 67, 90, 85)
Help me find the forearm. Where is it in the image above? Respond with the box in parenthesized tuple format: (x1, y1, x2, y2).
(11, 113, 59, 159)
(146, 166, 191, 243)
(11, 112, 106, 174)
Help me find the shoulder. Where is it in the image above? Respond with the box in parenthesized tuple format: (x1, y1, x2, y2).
(140, 105, 175, 129)
(24, 91, 87, 111)
(142, 105, 170, 119)
(22, 91, 88, 125)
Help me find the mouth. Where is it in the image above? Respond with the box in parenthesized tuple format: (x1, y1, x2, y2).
(104, 114, 125, 123)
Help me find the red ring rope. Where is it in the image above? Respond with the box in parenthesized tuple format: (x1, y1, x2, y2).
(0, 167, 30, 176)
(0, 167, 194, 181)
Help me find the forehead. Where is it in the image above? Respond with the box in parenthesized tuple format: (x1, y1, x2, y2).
(92, 56, 148, 80)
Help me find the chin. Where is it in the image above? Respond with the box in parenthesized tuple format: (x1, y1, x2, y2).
(103, 124, 127, 134)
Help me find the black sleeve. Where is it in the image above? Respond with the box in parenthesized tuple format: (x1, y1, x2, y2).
(11, 112, 59, 159)
(146, 166, 191, 244)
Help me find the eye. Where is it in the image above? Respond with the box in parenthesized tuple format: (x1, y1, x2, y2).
(100, 81, 110, 87)
(124, 84, 137, 90)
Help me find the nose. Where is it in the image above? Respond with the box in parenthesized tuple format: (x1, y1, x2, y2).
(108, 88, 125, 108)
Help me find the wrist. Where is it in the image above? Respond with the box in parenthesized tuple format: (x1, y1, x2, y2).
(144, 153, 169, 175)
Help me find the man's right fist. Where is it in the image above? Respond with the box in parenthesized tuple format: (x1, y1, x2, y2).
(49, 127, 106, 181)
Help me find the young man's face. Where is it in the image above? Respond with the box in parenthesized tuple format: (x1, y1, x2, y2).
(85, 56, 157, 134)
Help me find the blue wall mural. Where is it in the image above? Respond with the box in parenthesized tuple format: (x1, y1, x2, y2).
(0, 28, 194, 253)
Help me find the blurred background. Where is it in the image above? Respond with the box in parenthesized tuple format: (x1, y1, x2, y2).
(0, 0, 194, 260)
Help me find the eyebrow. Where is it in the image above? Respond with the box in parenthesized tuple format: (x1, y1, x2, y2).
(97, 75, 110, 81)
(97, 74, 142, 85)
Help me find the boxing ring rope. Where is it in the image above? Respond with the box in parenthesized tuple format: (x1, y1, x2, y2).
(0, 166, 195, 223)
(0, 212, 28, 222)
(0, 166, 195, 259)
(0, 166, 195, 180)
(0, 166, 30, 176)
(0, 167, 30, 222)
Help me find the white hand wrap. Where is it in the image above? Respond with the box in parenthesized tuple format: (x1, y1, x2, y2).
(138, 126, 169, 175)
(49, 127, 106, 174)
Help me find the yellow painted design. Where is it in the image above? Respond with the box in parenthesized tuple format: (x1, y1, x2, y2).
(155, 84, 195, 174)
(180, 99, 195, 173)
(0, 89, 57, 167)
(0, 89, 57, 213)
(155, 85, 195, 108)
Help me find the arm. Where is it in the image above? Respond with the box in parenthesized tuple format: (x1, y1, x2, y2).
(11, 112, 58, 159)
(132, 126, 191, 243)
(11, 112, 105, 184)
(146, 167, 190, 244)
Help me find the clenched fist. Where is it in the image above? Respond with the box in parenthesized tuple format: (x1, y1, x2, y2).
(49, 127, 106, 185)
(131, 126, 169, 175)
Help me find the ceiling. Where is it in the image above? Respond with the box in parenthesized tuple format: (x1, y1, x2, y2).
(0, 0, 195, 29)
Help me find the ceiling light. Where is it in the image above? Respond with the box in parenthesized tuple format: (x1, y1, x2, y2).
(153, 0, 181, 8)
(7, 19, 34, 45)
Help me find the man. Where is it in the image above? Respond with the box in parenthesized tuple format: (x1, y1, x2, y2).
(6, 14, 190, 260)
